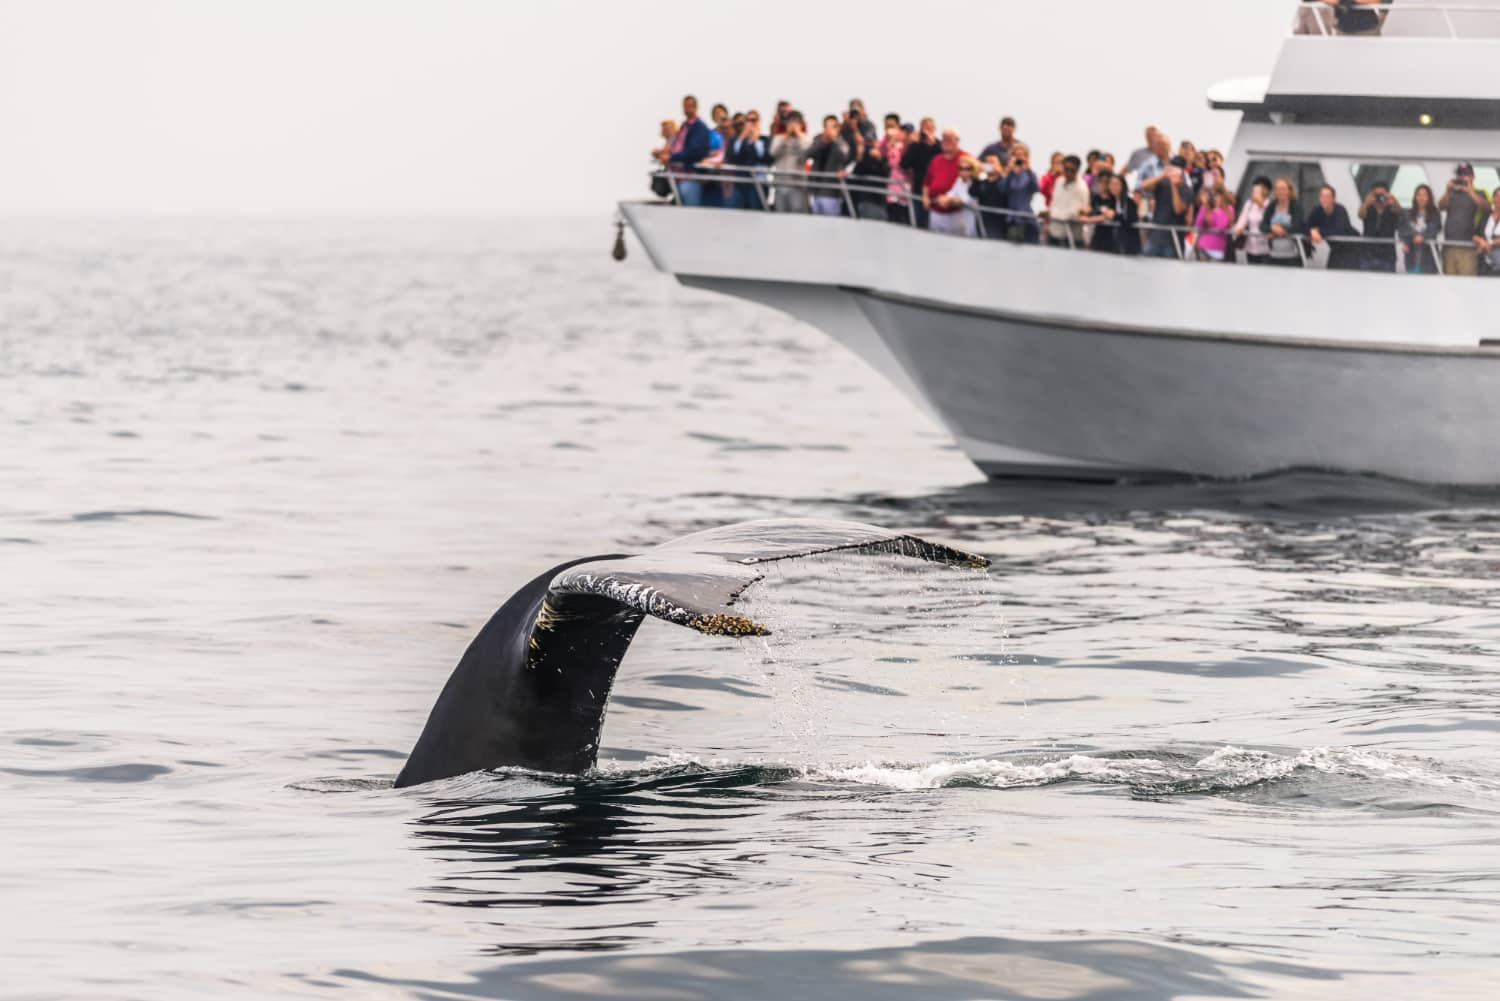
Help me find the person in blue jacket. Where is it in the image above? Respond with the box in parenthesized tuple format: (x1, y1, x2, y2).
(656, 95, 712, 207)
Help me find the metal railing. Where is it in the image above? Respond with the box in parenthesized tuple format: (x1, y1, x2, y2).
(1294, 0, 1500, 39)
(650, 168, 1488, 275)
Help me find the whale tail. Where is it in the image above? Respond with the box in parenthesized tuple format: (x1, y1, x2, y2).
(395, 519, 988, 787)
(541, 518, 989, 641)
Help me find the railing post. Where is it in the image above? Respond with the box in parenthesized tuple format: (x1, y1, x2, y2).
(752, 173, 767, 212)
(840, 173, 857, 220)
(1295, 236, 1309, 267)
(975, 208, 988, 240)
(905, 184, 916, 227)
(668, 172, 680, 204)
(1441, 6, 1456, 37)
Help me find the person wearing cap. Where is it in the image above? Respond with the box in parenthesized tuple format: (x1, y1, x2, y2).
(1439, 163, 1491, 276)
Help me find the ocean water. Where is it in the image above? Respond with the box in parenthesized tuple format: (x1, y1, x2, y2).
(3, 217, 1499, 1000)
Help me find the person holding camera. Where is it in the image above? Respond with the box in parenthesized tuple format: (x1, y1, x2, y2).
(1439, 163, 1491, 277)
(998, 145, 1041, 244)
(769, 111, 812, 214)
(1357, 182, 1401, 272)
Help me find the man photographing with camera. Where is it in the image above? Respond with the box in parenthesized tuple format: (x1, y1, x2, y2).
(1439, 163, 1491, 277)
(1357, 181, 1401, 273)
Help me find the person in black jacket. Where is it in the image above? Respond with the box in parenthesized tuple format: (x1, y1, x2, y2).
(846, 131, 892, 221)
(1079, 172, 1141, 255)
(968, 154, 1011, 239)
(899, 118, 939, 228)
(1306, 184, 1359, 270)
(1357, 181, 1401, 272)
(657, 95, 713, 207)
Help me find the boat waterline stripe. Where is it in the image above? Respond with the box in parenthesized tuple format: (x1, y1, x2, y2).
(846, 286, 1500, 359)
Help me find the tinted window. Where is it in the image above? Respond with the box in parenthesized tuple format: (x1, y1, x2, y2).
(1351, 163, 1429, 205)
(1237, 160, 1326, 207)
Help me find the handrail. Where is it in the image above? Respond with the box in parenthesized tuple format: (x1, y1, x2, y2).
(646, 168, 1484, 275)
(1293, 0, 1500, 39)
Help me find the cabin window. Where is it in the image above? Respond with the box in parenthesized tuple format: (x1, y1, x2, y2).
(1472, 166, 1500, 196)
(1236, 160, 1326, 207)
(1351, 163, 1430, 205)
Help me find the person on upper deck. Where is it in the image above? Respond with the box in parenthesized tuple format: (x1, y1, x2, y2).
(980, 117, 1019, 166)
(1193, 185, 1236, 262)
(1038, 152, 1066, 208)
(1233, 177, 1274, 265)
(1356, 181, 1401, 272)
(769, 111, 812, 214)
(809, 114, 853, 216)
(1045, 155, 1090, 248)
(1139, 138, 1193, 259)
(1324, 0, 1390, 36)
(1439, 163, 1491, 277)
(658, 95, 712, 207)
(997, 144, 1041, 244)
(929, 156, 981, 238)
(1124, 126, 1161, 184)
(924, 130, 973, 234)
(1306, 185, 1359, 270)
(900, 118, 940, 228)
(1079, 172, 1140, 256)
(879, 119, 911, 223)
(726, 111, 771, 210)
(1399, 184, 1441, 274)
(1260, 176, 1305, 267)
(969, 155, 1011, 240)
(846, 130, 893, 221)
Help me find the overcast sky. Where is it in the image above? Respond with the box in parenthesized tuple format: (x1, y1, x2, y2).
(0, 1, 1295, 216)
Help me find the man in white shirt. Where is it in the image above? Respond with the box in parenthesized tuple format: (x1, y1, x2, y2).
(1044, 155, 1090, 248)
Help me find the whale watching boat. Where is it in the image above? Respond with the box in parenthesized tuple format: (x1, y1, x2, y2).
(622, 1, 1500, 484)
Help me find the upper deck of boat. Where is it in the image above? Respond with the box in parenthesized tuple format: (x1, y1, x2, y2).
(1225, 1, 1500, 123)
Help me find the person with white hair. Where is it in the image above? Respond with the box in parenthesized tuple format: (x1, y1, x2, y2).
(923, 130, 977, 236)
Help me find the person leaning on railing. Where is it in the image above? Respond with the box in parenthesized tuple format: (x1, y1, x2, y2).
(1357, 181, 1402, 273)
(1261, 177, 1306, 267)
(1400, 184, 1442, 275)
(1306, 185, 1359, 271)
(1078, 172, 1141, 256)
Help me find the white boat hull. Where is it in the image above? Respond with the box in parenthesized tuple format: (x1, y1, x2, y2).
(625, 204, 1500, 484)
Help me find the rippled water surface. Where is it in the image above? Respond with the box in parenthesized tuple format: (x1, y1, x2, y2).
(4, 218, 1499, 999)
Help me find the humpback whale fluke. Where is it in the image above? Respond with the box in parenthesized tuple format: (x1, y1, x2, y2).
(394, 519, 988, 788)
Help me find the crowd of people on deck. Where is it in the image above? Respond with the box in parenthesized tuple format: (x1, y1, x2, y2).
(651, 94, 1500, 277)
